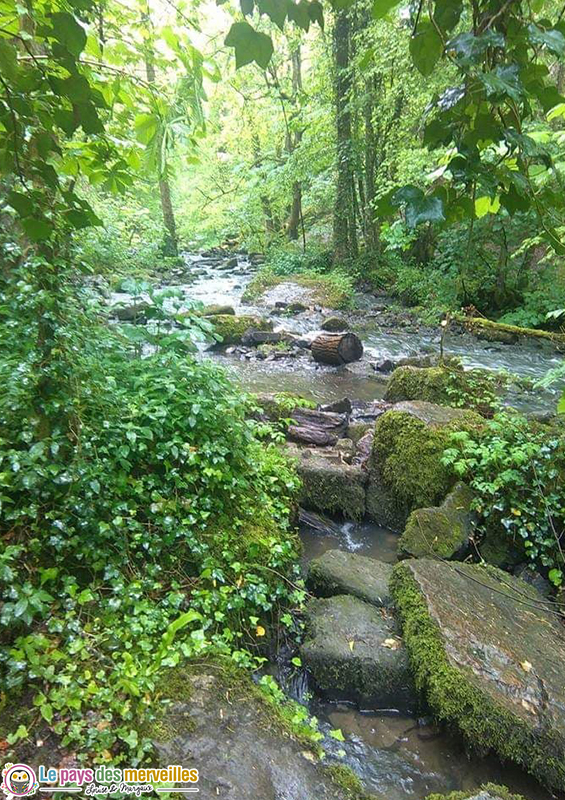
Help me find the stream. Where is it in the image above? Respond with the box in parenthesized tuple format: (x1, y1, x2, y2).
(111, 251, 564, 412)
(113, 251, 563, 799)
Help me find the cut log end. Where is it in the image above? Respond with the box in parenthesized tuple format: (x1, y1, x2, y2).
(311, 332, 364, 365)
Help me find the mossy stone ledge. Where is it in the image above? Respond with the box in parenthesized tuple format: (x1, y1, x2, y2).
(367, 401, 483, 530)
(209, 314, 273, 345)
(383, 364, 499, 410)
(398, 482, 476, 560)
(306, 549, 394, 607)
(391, 559, 565, 792)
(295, 448, 367, 521)
(301, 594, 415, 708)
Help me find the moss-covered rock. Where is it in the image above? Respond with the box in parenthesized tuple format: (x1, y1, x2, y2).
(425, 785, 527, 800)
(297, 450, 367, 521)
(384, 364, 503, 413)
(251, 391, 313, 423)
(321, 315, 347, 331)
(209, 314, 273, 345)
(367, 401, 483, 530)
(306, 549, 393, 607)
(152, 660, 359, 799)
(200, 303, 236, 316)
(391, 559, 565, 792)
(398, 482, 476, 559)
(301, 595, 414, 708)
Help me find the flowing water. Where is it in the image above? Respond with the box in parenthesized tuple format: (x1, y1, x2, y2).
(296, 517, 557, 800)
(114, 252, 564, 799)
(111, 251, 565, 413)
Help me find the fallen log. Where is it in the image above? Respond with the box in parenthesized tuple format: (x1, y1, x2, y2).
(287, 407, 348, 446)
(311, 332, 363, 365)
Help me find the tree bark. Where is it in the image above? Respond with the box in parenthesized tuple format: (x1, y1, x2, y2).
(144, 4, 178, 257)
(286, 47, 304, 244)
(311, 332, 363, 365)
(363, 76, 379, 252)
(332, 9, 358, 263)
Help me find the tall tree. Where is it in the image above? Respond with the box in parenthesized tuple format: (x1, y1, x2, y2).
(143, 2, 178, 257)
(332, 7, 358, 262)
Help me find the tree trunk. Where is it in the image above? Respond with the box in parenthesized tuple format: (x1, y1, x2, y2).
(332, 9, 357, 263)
(286, 47, 304, 244)
(311, 332, 363, 365)
(144, 5, 178, 257)
(363, 77, 379, 252)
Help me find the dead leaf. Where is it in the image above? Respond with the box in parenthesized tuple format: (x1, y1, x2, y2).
(520, 660, 532, 673)
(382, 637, 401, 650)
(256, 625, 266, 637)
(348, 640, 355, 652)
(301, 750, 317, 763)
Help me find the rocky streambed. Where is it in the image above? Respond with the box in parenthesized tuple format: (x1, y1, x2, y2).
(112, 251, 565, 800)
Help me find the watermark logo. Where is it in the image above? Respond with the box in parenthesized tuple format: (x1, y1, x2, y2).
(1, 764, 39, 799)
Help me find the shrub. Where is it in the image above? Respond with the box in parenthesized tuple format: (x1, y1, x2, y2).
(0, 261, 303, 761)
(442, 412, 565, 585)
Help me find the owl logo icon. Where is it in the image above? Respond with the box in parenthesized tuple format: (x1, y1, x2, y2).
(1, 764, 38, 799)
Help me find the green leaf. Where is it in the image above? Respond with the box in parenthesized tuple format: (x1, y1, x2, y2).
(287, 0, 311, 31)
(225, 21, 274, 69)
(135, 113, 159, 145)
(0, 40, 18, 81)
(50, 12, 87, 57)
(372, 0, 401, 19)
(258, 0, 287, 29)
(22, 217, 53, 241)
(40, 703, 54, 724)
(447, 31, 504, 64)
(394, 185, 445, 227)
(527, 24, 565, 56)
(308, 1, 324, 28)
(7, 190, 34, 218)
(410, 21, 443, 77)
(480, 65, 524, 102)
(475, 195, 500, 218)
(330, 728, 346, 741)
(241, 0, 254, 14)
(433, 0, 461, 33)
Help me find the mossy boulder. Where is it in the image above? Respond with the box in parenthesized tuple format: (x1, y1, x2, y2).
(306, 549, 393, 607)
(426, 785, 527, 800)
(296, 450, 367, 521)
(384, 364, 501, 412)
(367, 401, 483, 530)
(391, 559, 565, 792)
(301, 595, 414, 708)
(321, 315, 347, 332)
(152, 662, 359, 799)
(251, 392, 310, 423)
(200, 303, 236, 316)
(209, 314, 273, 345)
(398, 482, 476, 560)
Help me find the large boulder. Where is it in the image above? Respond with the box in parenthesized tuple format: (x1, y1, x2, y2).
(426, 786, 526, 800)
(153, 666, 360, 800)
(367, 401, 482, 530)
(209, 314, 273, 346)
(398, 482, 476, 560)
(295, 448, 367, 521)
(306, 549, 393, 607)
(392, 559, 565, 792)
(287, 407, 348, 447)
(384, 364, 499, 412)
(301, 595, 414, 708)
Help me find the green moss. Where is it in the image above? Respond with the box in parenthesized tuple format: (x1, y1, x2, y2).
(299, 459, 366, 521)
(325, 765, 374, 800)
(367, 405, 482, 529)
(242, 271, 354, 309)
(209, 314, 273, 345)
(391, 563, 565, 792)
(151, 657, 323, 754)
(251, 392, 315, 423)
(460, 315, 565, 346)
(384, 365, 506, 414)
(425, 783, 526, 800)
(398, 483, 474, 559)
